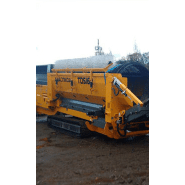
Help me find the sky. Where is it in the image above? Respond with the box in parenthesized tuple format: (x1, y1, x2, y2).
(36, 0, 149, 65)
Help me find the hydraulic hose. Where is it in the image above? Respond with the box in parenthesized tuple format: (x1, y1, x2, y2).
(52, 94, 60, 102)
(116, 117, 127, 137)
(112, 87, 120, 96)
(117, 123, 127, 137)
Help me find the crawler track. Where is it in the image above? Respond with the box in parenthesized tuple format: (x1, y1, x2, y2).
(47, 115, 92, 138)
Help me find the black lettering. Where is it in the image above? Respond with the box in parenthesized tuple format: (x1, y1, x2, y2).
(77, 77, 92, 84)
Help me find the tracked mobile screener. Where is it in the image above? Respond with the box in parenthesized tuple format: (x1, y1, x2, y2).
(36, 58, 149, 139)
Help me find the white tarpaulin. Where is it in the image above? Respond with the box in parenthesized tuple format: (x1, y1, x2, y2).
(54, 54, 115, 69)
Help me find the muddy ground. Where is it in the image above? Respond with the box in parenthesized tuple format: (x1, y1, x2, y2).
(36, 117, 149, 185)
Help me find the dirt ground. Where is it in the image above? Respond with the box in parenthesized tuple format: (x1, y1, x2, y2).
(36, 117, 149, 185)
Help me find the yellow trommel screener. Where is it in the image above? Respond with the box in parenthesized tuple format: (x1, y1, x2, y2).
(36, 60, 149, 139)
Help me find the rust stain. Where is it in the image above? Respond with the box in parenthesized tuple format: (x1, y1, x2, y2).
(36, 144, 45, 149)
(94, 177, 114, 183)
(37, 137, 51, 149)
(39, 137, 48, 142)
